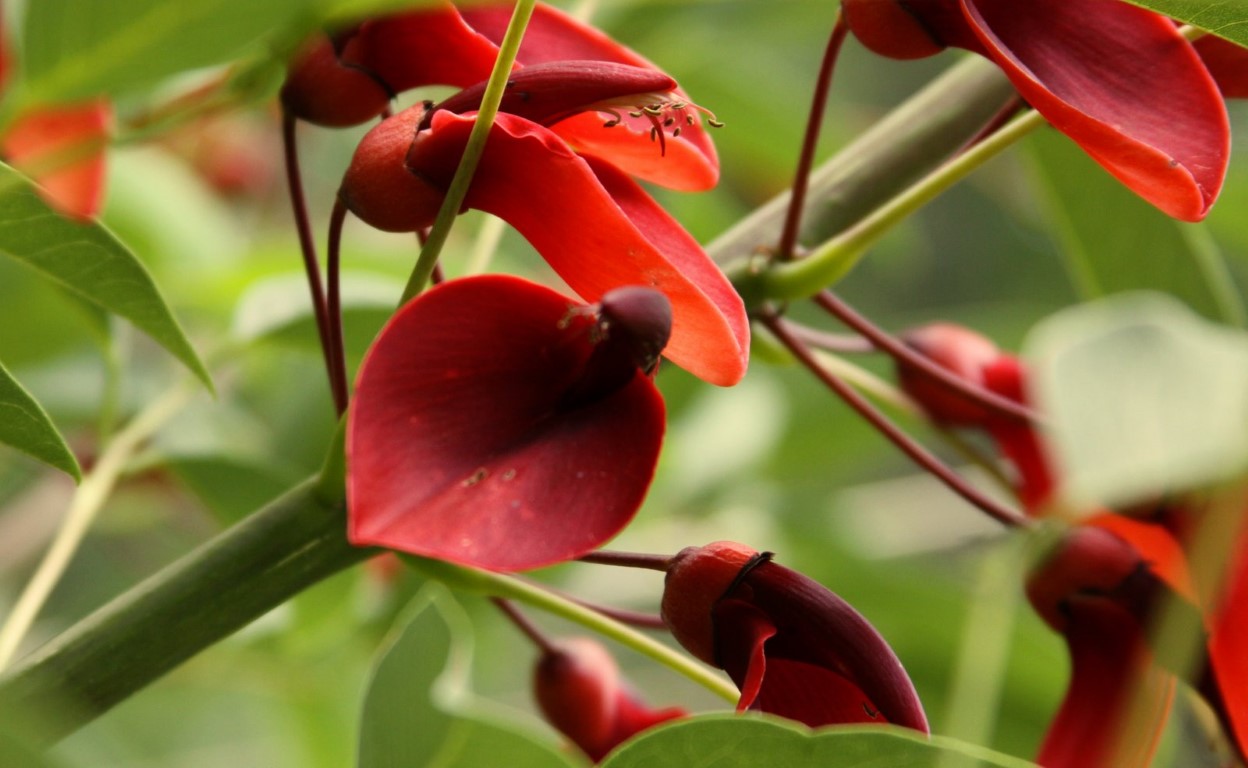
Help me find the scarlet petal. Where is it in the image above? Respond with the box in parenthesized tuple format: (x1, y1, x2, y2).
(1037, 599, 1174, 768)
(351, 2, 501, 93)
(409, 111, 748, 386)
(962, 0, 1228, 221)
(2, 101, 111, 220)
(347, 275, 665, 571)
(1210, 517, 1248, 756)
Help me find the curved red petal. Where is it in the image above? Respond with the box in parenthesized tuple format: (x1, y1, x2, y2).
(350, 3, 501, 93)
(962, 0, 1228, 221)
(712, 598, 776, 712)
(347, 275, 665, 571)
(409, 111, 748, 386)
(1085, 513, 1196, 603)
(1037, 599, 1174, 768)
(462, 2, 719, 189)
(2, 100, 110, 220)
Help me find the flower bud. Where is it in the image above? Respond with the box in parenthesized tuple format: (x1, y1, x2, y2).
(896, 322, 1001, 427)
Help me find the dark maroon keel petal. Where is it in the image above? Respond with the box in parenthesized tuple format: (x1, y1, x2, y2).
(347, 275, 665, 571)
(712, 598, 777, 712)
(962, 0, 1228, 221)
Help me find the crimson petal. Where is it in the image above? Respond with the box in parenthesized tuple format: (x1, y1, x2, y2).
(407, 110, 747, 386)
(1210, 517, 1248, 755)
(961, 0, 1228, 221)
(347, 275, 665, 570)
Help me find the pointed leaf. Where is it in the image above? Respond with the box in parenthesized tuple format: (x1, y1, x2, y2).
(600, 716, 1038, 768)
(1121, 1, 1248, 48)
(1026, 128, 1245, 325)
(358, 584, 582, 768)
(1027, 293, 1248, 508)
(0, 359, 80, 480)
(20, 0, 315, 102)
(0, 163, 211, 388)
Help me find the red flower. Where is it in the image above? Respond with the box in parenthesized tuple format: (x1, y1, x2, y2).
(842, 0, 1229, 221)
(339, 60, 747, 386)
(347, 275, 670, 570)
(660, 541, 929, 732)
(534, 637, 685, 762)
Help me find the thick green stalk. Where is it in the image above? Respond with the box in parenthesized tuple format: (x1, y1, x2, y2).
(713, 56, 1015, 302)
(0, 479, 369, 748)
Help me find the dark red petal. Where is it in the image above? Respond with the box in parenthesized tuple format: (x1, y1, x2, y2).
(981, 357, 1055, 512)
(281, 35, 391, 127)
(349, 3, 501, 94)
(1037, 599, 1174, 768)
(1085, 513, 1195, 603)
(2, 101, 110, 220)
(712, 598, 776, 713)
(1195, 36, 1248, 99)
(736, 560, 929, 732)
(842, 0, 954, 60)
(961, 0, 1228, 221)
(339, 105, 442, 233)
(408, 111, 748, 386)
(462, 2, 719, 188)
(347, 275, 665, 571)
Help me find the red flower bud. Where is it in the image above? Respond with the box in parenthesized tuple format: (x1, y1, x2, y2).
(661, 542, 928, 732)
(897, 323, 1001, 427)
(535, 638, 685, 762)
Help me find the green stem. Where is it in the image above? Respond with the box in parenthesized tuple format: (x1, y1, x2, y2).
(398, 0, 536, 304)
(0, 478, 369, 748)
(746, 109, 1045, 301)
(0, 380, 197, 672)
(404, 556, 738, 703)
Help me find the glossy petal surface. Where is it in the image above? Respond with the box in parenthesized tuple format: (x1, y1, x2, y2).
(962, 0, 1228, 221)
(347, 275, 665, 570)
(408, 111, 748, 386)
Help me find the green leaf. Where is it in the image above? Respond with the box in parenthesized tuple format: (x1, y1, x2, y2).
(0, 359, 80, 480)
(0, 164, 212, 389)
(601, 716, 1038, 768)
(19, 0, 318, 103)
(1026, 129, 1245, 326)
(1120, 0, 1248, 47)
(1027, 293, 1248, 509)
(358, 585, 583, 768)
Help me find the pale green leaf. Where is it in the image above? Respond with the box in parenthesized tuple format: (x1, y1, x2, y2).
(601, 716, 1038, 768)
(0, 359, 80, 480)
(1026, 129, 1244, 326)
(0, 164, 212, 389)
(1121, 0, 1248, 47)
(358, 585, 582, 768)
(1027, 293, 1248, 509)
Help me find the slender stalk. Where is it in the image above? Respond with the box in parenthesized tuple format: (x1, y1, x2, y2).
(282, 111, 341, 413)
(0, 479, 369, 747)
(776, 12, 848, 262)
(398, 0, 537, 304)
(404, 556, 738, 703)
(748, 110, 1045, 301)
(812, 291, 1038, 424)
(0, 382, 197, 671)
(326, 199, 350, 416)
(762, 312, 1029, 528)
(783, 322, 874, 355)
(493, 598, 556, 654)
(578, 550, 671, 572)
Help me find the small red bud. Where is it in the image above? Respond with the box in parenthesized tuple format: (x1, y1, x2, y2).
(598, 286, 673, 374)
(281, 35, 391, 127)
(841, 0, 947, 60)
(1025, 526, 1145, 633)
(338, 104, 444, 233)
(897, 323, 1001, 426)
(660, 541, 758, 666)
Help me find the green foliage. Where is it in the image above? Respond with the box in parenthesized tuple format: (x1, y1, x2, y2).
(602, 717, 1039, 768)
(358, 585, 583, 768)
(1121, 0, 1248, 46)
(1028, 293, 1248, 509)
(0, 359, 80, 479)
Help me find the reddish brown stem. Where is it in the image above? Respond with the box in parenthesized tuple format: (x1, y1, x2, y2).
(812, 290, 1039, 424)
(282, 111, 341, 414)
(776, 11, 849, 262)
(763, 311, 1029, 528)
(493, 597, 556, 654)
(578, 550, 672, 572)
(956, 94, 1025, 156)
(325, 200, 351, 416)
(784, 322, 875, 354)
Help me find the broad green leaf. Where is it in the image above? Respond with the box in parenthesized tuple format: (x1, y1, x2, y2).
(1121, 1, 1248, 47)
(1026, 129, 1244, 326)
(601, 716, 1038, 768)
(19, 0, 318, 103)
(0, 164, 212, 389)
(358, 584, 582, 768)
(1027, 293, 1248, 509)
(0, 359, 80, 480)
